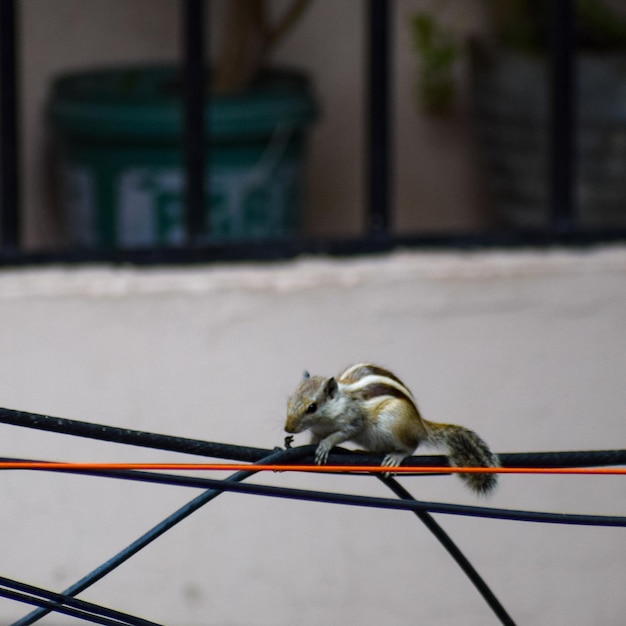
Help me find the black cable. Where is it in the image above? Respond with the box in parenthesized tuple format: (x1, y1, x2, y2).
(11, 448, 303, 626)
(2, 406, 626, 469)
(0, 407, 268, 462)
(6, 449, 520, 625)
(3, 455, 625, 528)
(500, 449, 626, 469)
(0, 590, 118, 626)
(83, 469, 625, 527)
(6, 452, 623, 625)
(0, 577, 161, 626)
(379, 476, 516, 625)
(3, 406, 625, 624)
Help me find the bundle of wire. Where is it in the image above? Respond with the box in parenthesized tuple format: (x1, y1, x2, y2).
(1, 407, 624, 626)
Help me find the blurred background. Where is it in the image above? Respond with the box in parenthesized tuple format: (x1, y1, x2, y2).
(4, 0, 626, 251)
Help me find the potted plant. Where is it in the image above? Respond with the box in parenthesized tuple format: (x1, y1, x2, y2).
(410, 0, 626, 228)
(48, 0, 317, 248)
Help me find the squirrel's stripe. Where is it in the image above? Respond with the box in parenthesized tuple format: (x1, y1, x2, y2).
(340, 375, 414, 405)
(356, 384, 415, 408)
(339, 364, 407, 388)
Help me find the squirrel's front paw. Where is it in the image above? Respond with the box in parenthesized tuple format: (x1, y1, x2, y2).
(315, 441, 331, 465)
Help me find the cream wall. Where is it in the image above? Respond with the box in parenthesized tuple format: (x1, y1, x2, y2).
(19, 0, 487, 248)
(0, 247, 625, 624)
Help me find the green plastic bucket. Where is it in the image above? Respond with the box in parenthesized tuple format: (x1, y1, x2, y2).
(47, 66, 317, 247)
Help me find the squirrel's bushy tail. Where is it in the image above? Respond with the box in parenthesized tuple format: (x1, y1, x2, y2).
(426, 422, 499, 495)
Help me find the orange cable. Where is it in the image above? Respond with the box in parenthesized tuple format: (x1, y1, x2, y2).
(0, 462, 624, 474)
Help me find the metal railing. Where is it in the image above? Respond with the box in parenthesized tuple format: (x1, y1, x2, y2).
(1, 0, 626, 265)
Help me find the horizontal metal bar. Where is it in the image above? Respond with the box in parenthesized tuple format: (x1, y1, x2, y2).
(0, 229, 625, 267)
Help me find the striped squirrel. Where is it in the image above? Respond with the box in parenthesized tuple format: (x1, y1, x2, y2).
(285, 363, 499, 494)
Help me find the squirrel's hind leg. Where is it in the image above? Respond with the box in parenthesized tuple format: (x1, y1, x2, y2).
(382, 452, 408, 467)
(381, 451, 410, 476)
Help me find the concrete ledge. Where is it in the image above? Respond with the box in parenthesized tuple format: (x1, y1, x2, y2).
(1, 246, 625, 299)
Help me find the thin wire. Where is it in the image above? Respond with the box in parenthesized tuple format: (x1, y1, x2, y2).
(379, 475, 516, 626)
(11, 449, 292, 626)
(5, 458, 625, 529)
(6, 450, 515, 626)
(2, 404, 624, 624)
(88, 470, 624, 527)
(0, 577, 161, 626)
(1, 461, 625, 475)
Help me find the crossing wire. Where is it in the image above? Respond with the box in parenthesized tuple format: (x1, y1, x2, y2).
(1, 406, 624, 626)
(0, 575, 161, 626)
(1, 456, 625, 528)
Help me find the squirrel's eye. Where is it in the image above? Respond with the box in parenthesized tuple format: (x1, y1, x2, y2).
(306, 402, 317, 414)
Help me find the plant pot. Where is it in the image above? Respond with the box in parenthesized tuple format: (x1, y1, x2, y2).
(470, 47, 626, 228)
(47, 66, 317, 248)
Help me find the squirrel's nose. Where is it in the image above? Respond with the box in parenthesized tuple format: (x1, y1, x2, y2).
(284, 416, 301, 434)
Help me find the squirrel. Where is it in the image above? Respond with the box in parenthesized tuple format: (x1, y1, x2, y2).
(285, 363, 499, 495)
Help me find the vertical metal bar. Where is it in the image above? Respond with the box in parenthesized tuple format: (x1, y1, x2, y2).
(182, 0, 207, 244)
(0, 0, 20, 250)
(549, 0, 576, 232)
(366, 0, 392, 236)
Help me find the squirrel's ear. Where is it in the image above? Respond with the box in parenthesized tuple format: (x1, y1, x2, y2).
(324, 377, 338, 399)
(302, 370, 310, 380)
